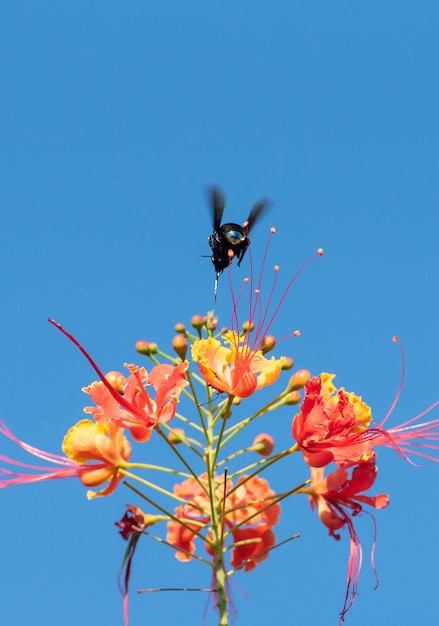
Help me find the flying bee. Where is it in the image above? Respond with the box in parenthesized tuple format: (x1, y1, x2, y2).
(208, 187, 268, 300)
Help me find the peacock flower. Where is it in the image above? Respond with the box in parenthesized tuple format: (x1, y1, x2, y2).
(167, 474, 280, 572)
(227, 475, 280, 572)
(48, 319, 189, 443)
(83, 361, 189, 442)
(300, 462, 389, 622)
(192, 331, 283, 398)
(292, 373, 374, 468)
(293, 361, 439, 467)
(0, 418, 131, 499)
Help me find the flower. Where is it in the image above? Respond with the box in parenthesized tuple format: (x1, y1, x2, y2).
(0, 418, 131, 499)
(83, 362, 189, 442)
(292, 373, 374, 467)
(166, 474, 211, 562)
(293, 371, 439, 467)
(229, 525, 276, 573)
(192, 332, 283, 398)
(300, 462, 389, 622)
(116, 504, 154, 539)
(252, 433, 275, 456)
(227, 475, 280, 572)
(48, 319, 189, 443)
(166, 474, 280, 572)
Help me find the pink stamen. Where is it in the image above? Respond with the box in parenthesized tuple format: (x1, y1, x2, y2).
(260, 248, 323, 341)
(246, 227, 276, 328)
(379, 336, 405, 427)
(225, 234, 323, 378)
(386, 402, 439, 431)
(250, 266, 279, 351)
(0, 419, 76, 466)
(242, 244, 323, 350)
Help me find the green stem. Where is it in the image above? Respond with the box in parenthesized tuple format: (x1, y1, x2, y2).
(155, 426, 208, 491)
(202, 395, 230, 625)
(228, 444, 299, 482)
(123, 480, 211, 547)
(125, 461, 192, 477)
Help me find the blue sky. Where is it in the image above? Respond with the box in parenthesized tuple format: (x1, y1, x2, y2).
(1, 2, 438, 625)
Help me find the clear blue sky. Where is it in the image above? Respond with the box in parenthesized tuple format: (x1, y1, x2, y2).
(1, 2, 438, 625)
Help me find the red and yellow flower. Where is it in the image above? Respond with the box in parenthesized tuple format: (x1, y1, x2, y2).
(0, 418, 131, 499)
(293, 372, 439, 468)
(292, 373, 374, 467)
(300, 461, 389, 621)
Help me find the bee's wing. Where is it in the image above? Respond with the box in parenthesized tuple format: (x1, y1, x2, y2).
(245, 199, 269, 233)
(209, 187, 226, 231)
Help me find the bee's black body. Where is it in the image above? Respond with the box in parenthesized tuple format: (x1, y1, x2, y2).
(208, 187, 268, 299)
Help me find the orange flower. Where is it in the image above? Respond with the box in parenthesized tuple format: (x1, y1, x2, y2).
(301, 462, 389, 622)
(0, 418, 131, 499)
(63, 419, 131, 498)
(192, 332, 282, 398)
(166, 474, 280, 572)
(292, 373, 374, 467)
(166, 475, 211, 562)
(83, 362, 189, 442)
(227, 475, 280, 572)
(48, 319, 188, 443)
(230, 525, 276, 573)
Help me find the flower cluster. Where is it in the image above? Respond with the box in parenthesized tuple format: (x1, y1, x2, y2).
(1, 228, 438, 626)
(293, 368, 439, 620)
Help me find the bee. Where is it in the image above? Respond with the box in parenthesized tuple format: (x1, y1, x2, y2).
(208, 187, 268, 300)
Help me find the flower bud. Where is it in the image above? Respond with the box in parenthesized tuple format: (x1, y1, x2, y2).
(135, 340, 158, 356)
(284, 390, 302, 405)
(287, 369, 311, 391)
(206, 319, 218, 331)
(174, 322, 186, 333)
(253, 433, 274, 456)
(191, 314, 205, 330)
(261, 335, 276, 355)
(135, 340, 149, 354)
(204, 311, 218, 331)
(281, 356, 294, 370)
(105, 371, 125, 394)
(242, 320, 255, 333)
(168, 428, 186, 444)
(172, 334, 188, 360)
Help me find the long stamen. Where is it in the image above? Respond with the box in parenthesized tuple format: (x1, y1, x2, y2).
(230, 226, 323, 350)
(244, 227, 276, 345)
(259, 248, 324, 342)
(48, 319, 145, 420)
(379, 337, 404, 427)
(0, 419, 77, 466)
(251, 265, 279, 351)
